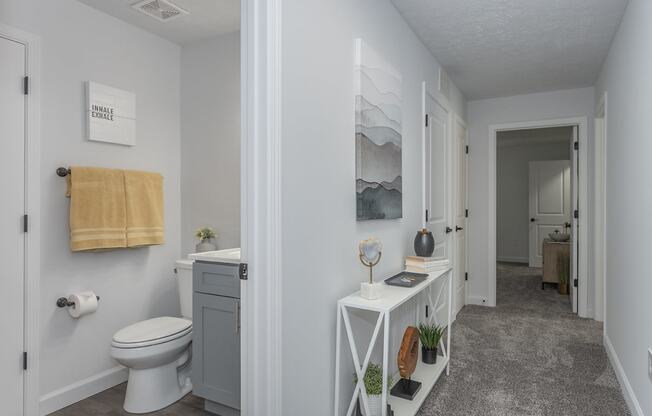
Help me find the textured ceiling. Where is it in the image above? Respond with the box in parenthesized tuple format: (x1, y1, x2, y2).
(391, 0, 629, 99)
(76, 0, 240, 45)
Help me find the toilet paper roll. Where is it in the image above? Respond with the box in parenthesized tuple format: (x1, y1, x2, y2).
(67, 291, 98, 318)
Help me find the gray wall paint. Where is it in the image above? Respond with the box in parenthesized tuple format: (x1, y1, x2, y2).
(0, 0, 182, 404)
(466, 87, 594, 306)
(595, 0, 651, 413)
(496, 133, 571, 263)
(181, 32, 241, 256)
(280, 0, 465, 414)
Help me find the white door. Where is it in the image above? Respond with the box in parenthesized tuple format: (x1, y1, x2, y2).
(528, 160, 571, 268)
(453, 118, 467, 315)
(0, 35, 27, 415)
(424, 91, 451, 262)
(570, 126, 579, 313)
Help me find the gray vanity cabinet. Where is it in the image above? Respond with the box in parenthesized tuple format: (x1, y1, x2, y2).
(192, 261, 240, 412)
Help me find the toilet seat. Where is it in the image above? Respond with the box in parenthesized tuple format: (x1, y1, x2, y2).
(112, 317, 192, 349)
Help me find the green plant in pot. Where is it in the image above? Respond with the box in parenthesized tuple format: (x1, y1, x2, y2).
(558, 250, 570, 295)
(195, 227, 217, 253)
(418, 323, 444, 364)
(353, 363, 392, 416)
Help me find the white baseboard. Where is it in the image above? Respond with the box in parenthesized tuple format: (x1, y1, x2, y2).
(496, 256, 528, 264)
(466, 295, 488, 306)
(39, 366, 128, 415)
(604, 334, 644, 416)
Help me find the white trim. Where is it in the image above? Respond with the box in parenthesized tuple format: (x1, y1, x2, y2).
(488, 117, 589, 316)
(603, 334, 643, 416)
(496, 256, 528, 264)
(453, 113, 469, 311)
(466, 295, 487, 306)
(0, 23, 41, 416)
(38, 366, 128, 416)
(594, 92, 607, 322)
(241, 0, 283, 414)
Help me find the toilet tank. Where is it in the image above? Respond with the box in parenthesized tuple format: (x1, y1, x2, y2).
(175, 259, 194, 319)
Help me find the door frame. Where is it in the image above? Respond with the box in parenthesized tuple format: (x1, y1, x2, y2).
(0, 24, 41, 416)
(488, 117, 589, 317)
(594, 93, 607, 323)
(241, 0, 283, 414)
(453, 114, 468, 314)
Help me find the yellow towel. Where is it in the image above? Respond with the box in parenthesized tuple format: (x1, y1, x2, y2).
(124, 170, 165, 247)
(68, 167, 127, 251)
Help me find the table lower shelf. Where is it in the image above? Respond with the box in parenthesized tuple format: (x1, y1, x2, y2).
(387, 352, 449, 415)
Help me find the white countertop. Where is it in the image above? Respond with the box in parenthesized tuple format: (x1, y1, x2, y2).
(188, 248, 241, 264)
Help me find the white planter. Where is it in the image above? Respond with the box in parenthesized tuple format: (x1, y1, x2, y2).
(195, 240, 217, 253)
(361, 395, 382, 416)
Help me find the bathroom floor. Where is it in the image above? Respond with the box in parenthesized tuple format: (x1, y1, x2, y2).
(50, 383, 211, 416)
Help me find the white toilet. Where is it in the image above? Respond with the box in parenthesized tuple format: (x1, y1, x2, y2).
(110, 259, 194, 414)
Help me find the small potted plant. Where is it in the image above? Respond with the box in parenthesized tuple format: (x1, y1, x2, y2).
(418, 323, 444, 364)
(353, 363, 392, 416)
(558, 251, 570, 295)
(195, 227, 217, 253)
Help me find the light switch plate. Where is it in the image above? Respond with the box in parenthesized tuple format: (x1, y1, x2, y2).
(648, 349, 652, 381)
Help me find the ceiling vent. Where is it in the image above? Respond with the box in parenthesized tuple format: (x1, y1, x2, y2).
(131, 0, 189, 22)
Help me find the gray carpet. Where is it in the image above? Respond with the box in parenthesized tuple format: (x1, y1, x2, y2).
(417, 262, 630, 416)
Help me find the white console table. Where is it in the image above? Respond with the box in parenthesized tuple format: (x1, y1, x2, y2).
(333, 268, 453, 416)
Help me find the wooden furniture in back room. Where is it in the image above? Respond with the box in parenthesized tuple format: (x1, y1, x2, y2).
(542, 239, 570, 290)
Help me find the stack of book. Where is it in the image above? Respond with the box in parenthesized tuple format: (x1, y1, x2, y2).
(405, 256, 450, 273)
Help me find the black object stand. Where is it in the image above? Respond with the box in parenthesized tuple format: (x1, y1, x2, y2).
(390, 378, 422, 400)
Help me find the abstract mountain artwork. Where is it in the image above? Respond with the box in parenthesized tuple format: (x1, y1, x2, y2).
(355, 39, 403, 220)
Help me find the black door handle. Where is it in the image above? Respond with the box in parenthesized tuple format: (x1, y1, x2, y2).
(455, 226, 463, 232)
(530, 218, 536, 222)
(445, 226, 453, 234)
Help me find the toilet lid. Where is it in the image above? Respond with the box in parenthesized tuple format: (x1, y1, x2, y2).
(113, 317, 192, 345)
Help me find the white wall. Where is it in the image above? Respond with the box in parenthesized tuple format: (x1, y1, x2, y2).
(466, 87, 594, 305)
(181, 32, 240, 256)
(280, 0, 465, 414)
(0, 0, 182, 412)
(497, 133, 571, 263)
(595, 0, 651, 414)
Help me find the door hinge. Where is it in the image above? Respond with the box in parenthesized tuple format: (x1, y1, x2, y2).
(465, 272, 468, 281)
(465, 209, 469, 218)
(23, 352, 27, 370)
(574, 141, 579, 150)
(465, 145, 469, 154)
(425, 209, 429, 223)
(23, 214, 28, 233)
(425, 114, 429, 127)
(574, 210, 579, 219)
(239, 263, 248, 280)
(573, 278, 578, 288)
(23, 76, 29, 95)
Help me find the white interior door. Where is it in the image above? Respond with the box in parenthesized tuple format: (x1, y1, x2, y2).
(570, 126, 579, 313)
(528, 160, 571, 268)
(453, 118, 467, 315)
(0, 35, 26, 415)
(424, 91, 451, 261)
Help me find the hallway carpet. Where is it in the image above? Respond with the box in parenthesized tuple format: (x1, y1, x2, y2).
(417, 262, 630, 416)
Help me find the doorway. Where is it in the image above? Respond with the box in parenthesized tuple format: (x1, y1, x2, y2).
(488, 117, 589, 317)
(496, 127, 574, 310)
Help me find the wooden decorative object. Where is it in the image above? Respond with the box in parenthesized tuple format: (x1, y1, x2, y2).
(397, 326, 419, 379)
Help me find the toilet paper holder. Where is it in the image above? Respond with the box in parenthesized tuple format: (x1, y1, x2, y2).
(56, 295, 100, 308)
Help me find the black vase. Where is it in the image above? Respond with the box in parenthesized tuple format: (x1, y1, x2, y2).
(421, 346, 438, 364)
(414, 229, 435, 257)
